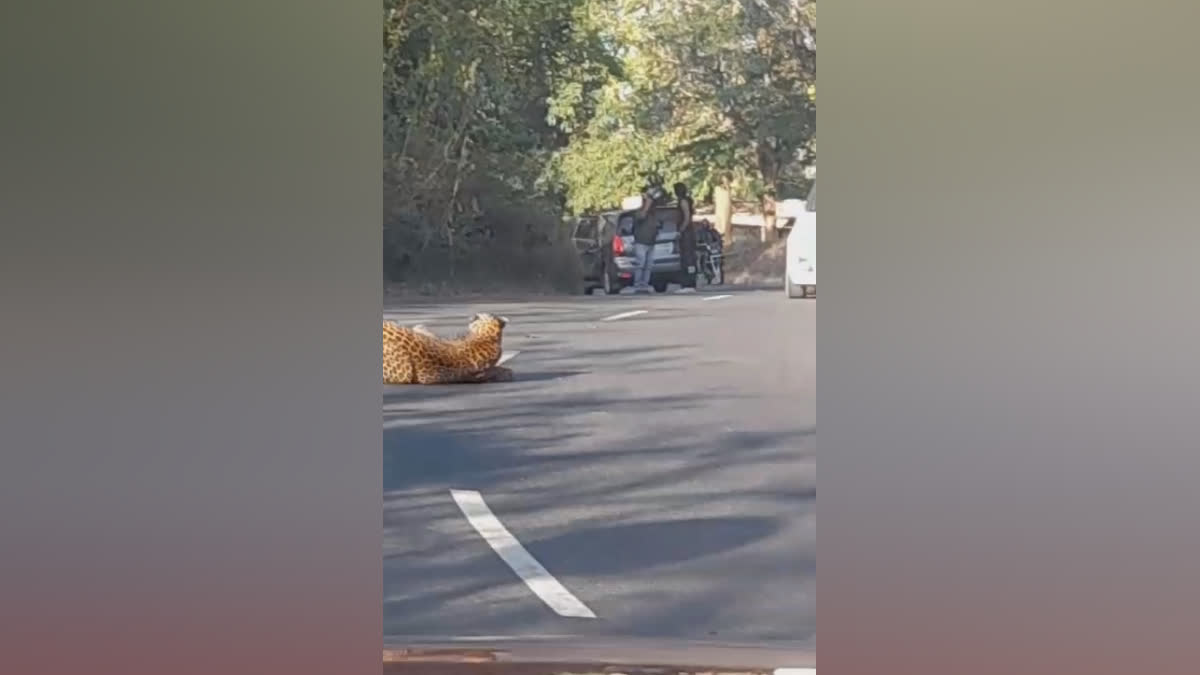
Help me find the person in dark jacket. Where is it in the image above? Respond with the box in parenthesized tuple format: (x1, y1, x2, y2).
(674, 182, 698, 290)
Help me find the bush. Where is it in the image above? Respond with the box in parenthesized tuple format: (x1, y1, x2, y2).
(384, 170, 583, 293)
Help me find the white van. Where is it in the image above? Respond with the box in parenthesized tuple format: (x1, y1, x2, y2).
(785, 182, 816, 299)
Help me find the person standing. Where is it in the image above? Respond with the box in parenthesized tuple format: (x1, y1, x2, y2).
(632, 181, 665, 292)
(674, 182, 698, 291)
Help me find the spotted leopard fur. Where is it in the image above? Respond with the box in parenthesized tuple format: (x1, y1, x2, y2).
(382, 313, 513, 385)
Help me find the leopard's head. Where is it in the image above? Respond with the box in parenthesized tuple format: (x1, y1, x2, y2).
(466, 312, 509, 340)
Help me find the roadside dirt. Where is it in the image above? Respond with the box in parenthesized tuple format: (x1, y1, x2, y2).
(722, 238, 788, 285)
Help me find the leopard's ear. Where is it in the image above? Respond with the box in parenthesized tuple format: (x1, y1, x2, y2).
(498, 316, 509, 327)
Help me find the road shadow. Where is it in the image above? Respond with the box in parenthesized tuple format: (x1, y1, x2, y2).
(383, 513, 792, 635)
(382, 370, 587, 399)
(383, 395, 815, 639)
(383, 392, 716, 492)
(507, 369, 588, 382)
(381, 291, 814, 642)
(380, 342, 688, 404)
(524, 516, 780, 576)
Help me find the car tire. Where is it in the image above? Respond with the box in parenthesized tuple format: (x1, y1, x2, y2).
(653, 281, 669, 293)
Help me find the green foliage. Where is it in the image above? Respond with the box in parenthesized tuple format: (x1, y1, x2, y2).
(383, 0, 816, 285)
(383, 0, 612, 284)
(551, 0, 817, 211)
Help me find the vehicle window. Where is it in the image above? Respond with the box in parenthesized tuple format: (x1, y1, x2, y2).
(618, 209, 680, 235)
(574, 217, 599, 241)
(653, 208, 680, 232)
(596, 214, 617, 237)
(617, 215, 634, 236)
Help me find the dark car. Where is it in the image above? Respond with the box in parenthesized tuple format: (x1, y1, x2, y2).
(573, 205, 689, 294)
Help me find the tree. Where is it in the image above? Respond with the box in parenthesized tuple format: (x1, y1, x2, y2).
(552, 0, 816, 243)
(382, 0, 816, 285)
(383, 0, 616, 285)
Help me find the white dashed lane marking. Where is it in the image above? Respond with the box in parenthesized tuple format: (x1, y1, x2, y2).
(450, 489, 597, 619)
(702, 294, 733, 301)
(600, 309, 649, 322)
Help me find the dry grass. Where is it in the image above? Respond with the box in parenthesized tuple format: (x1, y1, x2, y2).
(722, 237, 788, 285)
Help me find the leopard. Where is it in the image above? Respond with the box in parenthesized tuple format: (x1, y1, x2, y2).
(382, 312, 514, 385)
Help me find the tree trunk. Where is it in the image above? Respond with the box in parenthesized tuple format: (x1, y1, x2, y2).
(756, 141, 781, 242)
(713, 178, 733, 246)
(761, 192, 777, 243)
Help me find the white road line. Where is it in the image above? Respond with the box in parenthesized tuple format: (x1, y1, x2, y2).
(703, 294, 733, 301)
(450, 489, 597, 619)
(775, 669, 816, 675)
(497, 350, 520, 366)
(600, 309, 648, 322)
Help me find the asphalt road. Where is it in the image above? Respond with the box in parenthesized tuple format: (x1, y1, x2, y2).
(383, 287, 815, 648)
